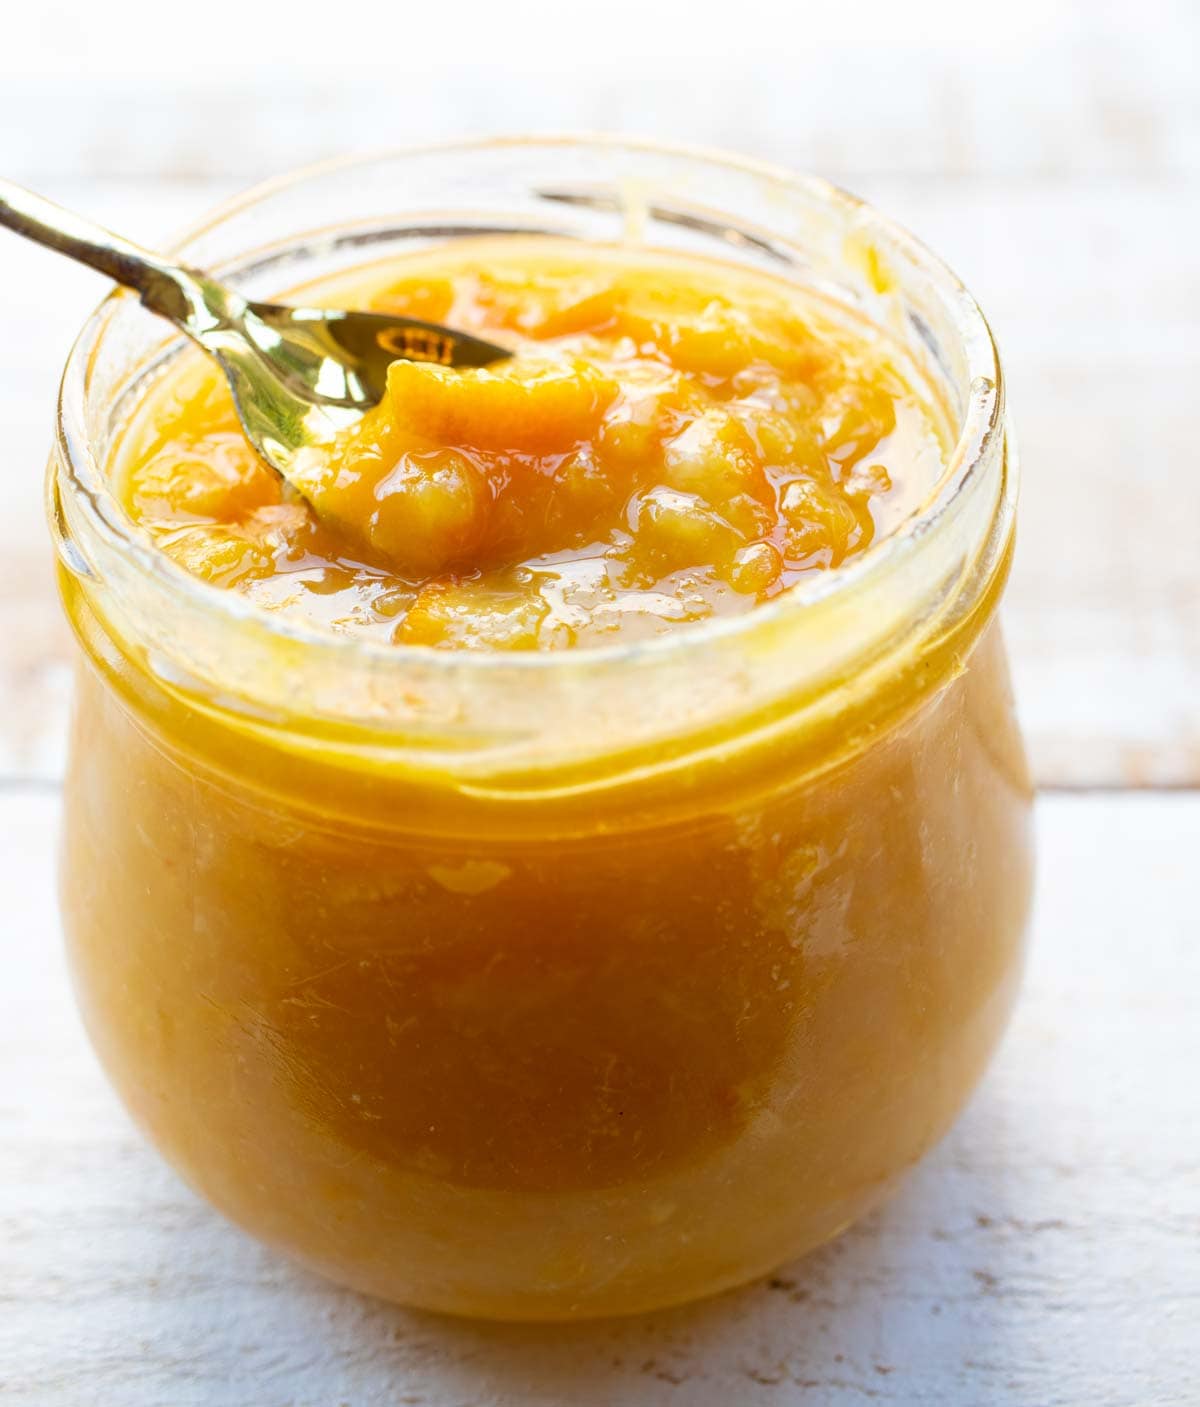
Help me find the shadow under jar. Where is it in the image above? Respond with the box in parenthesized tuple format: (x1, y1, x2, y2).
(49, 137, 1034, 1321)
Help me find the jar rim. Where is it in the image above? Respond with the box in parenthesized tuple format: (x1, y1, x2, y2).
(53, 133, 1005, 687)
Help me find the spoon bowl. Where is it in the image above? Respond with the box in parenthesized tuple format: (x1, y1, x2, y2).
(0, 178, 512, 485)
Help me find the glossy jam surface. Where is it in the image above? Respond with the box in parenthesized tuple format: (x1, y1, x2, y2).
(115, 242, 947, 648)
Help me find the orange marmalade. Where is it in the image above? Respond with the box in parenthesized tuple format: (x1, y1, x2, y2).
(54, 149, 1032, 1323)
(114, 242, 945, 647)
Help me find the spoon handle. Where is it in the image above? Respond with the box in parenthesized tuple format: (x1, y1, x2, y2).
(0, 177, 240, 330)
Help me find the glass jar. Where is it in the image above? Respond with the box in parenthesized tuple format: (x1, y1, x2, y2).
(49, 138, 1033, 1321)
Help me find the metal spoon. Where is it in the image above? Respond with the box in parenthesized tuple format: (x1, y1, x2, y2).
(0, 178, 512, 483)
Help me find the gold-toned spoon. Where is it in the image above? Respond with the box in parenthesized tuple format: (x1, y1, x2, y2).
(0, 178, 511, 481)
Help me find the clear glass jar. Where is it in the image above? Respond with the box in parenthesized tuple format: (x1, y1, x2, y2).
(49, 137, 1033, 1320)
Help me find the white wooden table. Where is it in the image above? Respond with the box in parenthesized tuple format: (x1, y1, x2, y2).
(2, 6, 1198, 1401)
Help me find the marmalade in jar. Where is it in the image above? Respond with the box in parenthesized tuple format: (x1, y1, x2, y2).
(56, 204, 1032, 1320)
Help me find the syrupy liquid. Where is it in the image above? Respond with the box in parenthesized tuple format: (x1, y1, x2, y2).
(114, 240, 948, 649)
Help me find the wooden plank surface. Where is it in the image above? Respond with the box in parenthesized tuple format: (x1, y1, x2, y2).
(3, 791, 1197, 1406)
(4, 0, 1198, 181)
